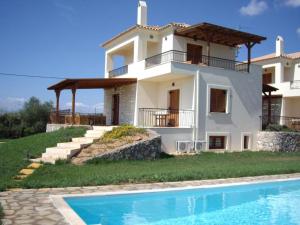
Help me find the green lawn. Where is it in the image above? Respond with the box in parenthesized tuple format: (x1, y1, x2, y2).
(1, 128, 300, 190)
(20, 151, 300, 189)
(0, 127, 87, 191)
(0, 203, 3, 225)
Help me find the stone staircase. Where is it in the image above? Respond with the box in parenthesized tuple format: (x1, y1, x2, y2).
(34, 126, 114, 164)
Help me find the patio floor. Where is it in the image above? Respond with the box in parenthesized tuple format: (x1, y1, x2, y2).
(1, 173, 300, 225)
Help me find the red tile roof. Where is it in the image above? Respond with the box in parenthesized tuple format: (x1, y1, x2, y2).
(102, 23, 189, 47)
(251, 51, 300, 62)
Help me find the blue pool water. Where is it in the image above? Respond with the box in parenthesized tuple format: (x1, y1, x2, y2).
(65, 179, 300, 225)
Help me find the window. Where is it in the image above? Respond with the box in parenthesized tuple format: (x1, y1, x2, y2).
(242, 135, 251, 150)
(209, 136, 226, 149)
(210, 88, 227, 113)
(241, 133, 252, 150)
(263, 73, 272, 84)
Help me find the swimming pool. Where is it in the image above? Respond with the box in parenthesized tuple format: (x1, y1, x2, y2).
(62, 179, 300, 225)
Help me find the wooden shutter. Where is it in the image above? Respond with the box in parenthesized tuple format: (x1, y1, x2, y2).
(210, 89, 226, 113)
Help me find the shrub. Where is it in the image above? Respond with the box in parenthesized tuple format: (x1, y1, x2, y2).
(101, 125, 146, 142)
(265, 124, 296, 132)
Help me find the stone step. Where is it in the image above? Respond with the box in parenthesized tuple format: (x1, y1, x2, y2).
(86, 130, 105, 136)
(27, 162, 42, 169)
(45, 147, 80, 154)
(42, 152, 69, 160)
(57, 142, 84, 148)
(84, 133, 103, 138)
(41, 156, 58, 164)
(19, 169, 35, 175)
(43, 148, 80, 158)
(14, 174, 28, 180)
(92, 126, 115, 131)
(72, 137, 95, 144)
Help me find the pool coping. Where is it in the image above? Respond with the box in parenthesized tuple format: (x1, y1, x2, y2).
(50, 175, 300, 225)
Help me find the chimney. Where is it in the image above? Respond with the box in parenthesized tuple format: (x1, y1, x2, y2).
(137, 1, 147, 26)
(276, 36, 284, 57)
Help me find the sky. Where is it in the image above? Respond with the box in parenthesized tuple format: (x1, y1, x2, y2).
(0, 0, 299, 113)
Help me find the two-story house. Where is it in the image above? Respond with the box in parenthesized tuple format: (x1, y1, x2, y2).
(252, 36, 300, 129)
(48, 1, 266, 153)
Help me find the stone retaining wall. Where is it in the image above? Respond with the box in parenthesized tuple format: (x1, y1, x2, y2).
(257, 131, 300, 152)
(91, 130, 161, 161)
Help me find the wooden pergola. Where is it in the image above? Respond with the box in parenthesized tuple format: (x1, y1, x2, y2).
(262, 84, 278, 124)
(48, 78, 137, 124)
(175, 22, 266, 72)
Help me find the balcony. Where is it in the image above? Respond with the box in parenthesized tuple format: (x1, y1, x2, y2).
(139, 108, 194, 128)
(145, 50, 248, 72)
(109, 65, 128, 77)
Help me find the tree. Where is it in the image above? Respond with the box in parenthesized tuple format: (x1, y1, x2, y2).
(20, 97, 53, 136)
(0, 97, 53, 138)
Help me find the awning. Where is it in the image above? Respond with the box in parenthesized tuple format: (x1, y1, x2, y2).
(175, 22, 266, 47)
(263, 84, 278, 93)
(48, 78, 137, 91)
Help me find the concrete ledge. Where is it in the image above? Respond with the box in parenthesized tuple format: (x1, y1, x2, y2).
(46, 124, 92, 133)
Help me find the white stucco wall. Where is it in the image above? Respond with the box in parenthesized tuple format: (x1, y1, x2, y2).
(149, 128, 194, 154)
(173, 35, 236, 60)
(134, 62, 262, 152)
(104, 84, 137, 125)
(195, 64, 262, 151)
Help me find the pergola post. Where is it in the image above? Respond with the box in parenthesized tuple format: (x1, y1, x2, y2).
(71, 87, 76, 124)
(55, 90, 61, 124)
(245, 42, 256, 73)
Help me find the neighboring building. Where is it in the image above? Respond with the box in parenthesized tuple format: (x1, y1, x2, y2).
(48, 1, 266, 153)
(252, 36, 300, 127)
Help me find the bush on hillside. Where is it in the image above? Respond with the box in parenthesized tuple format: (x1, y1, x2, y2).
(101, 125, 146, 142)
(0, 97, 53, 139)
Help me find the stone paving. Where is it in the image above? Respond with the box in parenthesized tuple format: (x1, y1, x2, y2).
(1, 173, 300, 225)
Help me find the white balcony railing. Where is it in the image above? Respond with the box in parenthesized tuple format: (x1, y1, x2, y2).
(108, 65, 128, 77)
(145, 50, 249, 72)
(139, 108, 194, 128)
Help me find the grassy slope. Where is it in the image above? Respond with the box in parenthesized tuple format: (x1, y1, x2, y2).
(21, 151, 300, 189)
(0, 127, 86, 191)
(0, 203, 2, 225)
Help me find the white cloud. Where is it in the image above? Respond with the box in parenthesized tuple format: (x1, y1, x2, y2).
(240, 0, 268, 16)
(66, 102, 89, 108)
(93, 102, 104, 110)
(54, 2, 76, 24)
(297, 28, 300, 37)
(0, 97, 26, 112)
(284, 0, 300, 7)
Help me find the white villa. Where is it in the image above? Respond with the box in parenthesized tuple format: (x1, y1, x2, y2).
(252, 36, 300, 129)
(48, 1, 267, 153)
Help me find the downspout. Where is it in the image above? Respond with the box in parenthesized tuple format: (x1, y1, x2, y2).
(193, 70, 200, 142)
